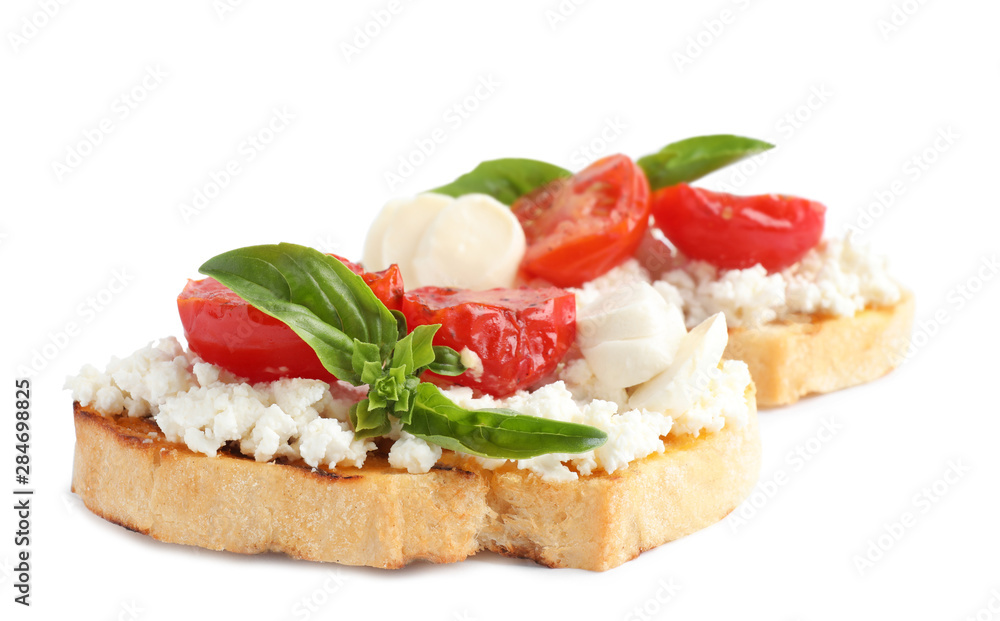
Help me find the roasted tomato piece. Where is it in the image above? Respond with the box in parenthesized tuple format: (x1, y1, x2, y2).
(511, 154, 650, 288)
(178, 257, 404, 383)
(651, 183, 826, 272)
(330, 254, 404, 312)
(401, 286, 576, 398)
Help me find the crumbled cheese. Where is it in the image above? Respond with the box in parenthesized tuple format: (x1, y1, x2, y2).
(439, 362, 750, 483)
(66, 338, 374, 469)
(663, 262, 785, 329)
(660, 235, 901, 328)
(297, 418, 371, 469)
(65, 338, 198, 418)
(784, 236, 901, 317)
(388, 432, 443, 474)
(459, 347, 484, 380)
(570, 259, 652, 308)
(159, 376, 372, 468)
(669, 360, 752, 437)
(558, 357, 628, 411)
(652, 280, 686, 310)
(68, 320, 752, 481)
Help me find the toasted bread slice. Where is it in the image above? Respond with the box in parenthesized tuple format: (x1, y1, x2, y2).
(71, 385, 760, 571)
(724, 290, 914, 408)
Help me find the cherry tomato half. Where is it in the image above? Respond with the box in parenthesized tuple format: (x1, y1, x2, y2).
(331, 254, 404, 312)
(651, 183, 826, 272)
(178, 257, 404, 384)
(512, 154, 650, 288)
(401, 286, 576, 398)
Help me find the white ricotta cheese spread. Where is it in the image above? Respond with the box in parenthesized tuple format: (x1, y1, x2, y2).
(588, 236, 901, 329)
(782, 235, 901, 318)
(388, 432, 443, 474)
(67, 333, 750, 481)
(571, 259, 658, 308)
(66, 338, 374, 469)
(439, 357, 750, 483)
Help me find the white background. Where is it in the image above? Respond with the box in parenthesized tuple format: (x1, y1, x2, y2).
(3, 0, 999, 619)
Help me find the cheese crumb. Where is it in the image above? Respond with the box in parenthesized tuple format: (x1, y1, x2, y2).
(660, 235, 902, 328)
(570, 259, 652, 308)
(439, 364, 751, 483)
(68, 330, 752, 482)
(67, 338, 375, 469)
(459, 347, 484, 380)
(388, 432, 443, 474)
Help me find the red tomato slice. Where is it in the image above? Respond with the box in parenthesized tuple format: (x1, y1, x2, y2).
(331, 254, 404, 312)
(651, 183, 826, 272)
(401, 286, 576, 398)
(512, 154, 650, 288)
(178, 257, 404, 384)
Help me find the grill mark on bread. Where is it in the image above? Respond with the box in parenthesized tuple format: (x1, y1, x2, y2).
(305, 467, 361, 481)
(431, 464, 475, 478)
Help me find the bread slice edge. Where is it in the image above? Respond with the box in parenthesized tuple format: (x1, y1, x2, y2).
(725, 290, 915, 407)
(71, 385, 761, 571)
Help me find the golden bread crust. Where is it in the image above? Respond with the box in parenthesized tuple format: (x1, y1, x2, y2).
(725, 290, 914, 407)
(71, 387, 760, 571)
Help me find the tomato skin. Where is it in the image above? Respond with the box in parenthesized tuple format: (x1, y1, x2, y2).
(401, 286, 577, 398)
(177, 257, 405, 384)
(178, 278, 338, 383)
(330, 254, 404, 312)
(650, 183, 826, 272)
(512, 154, 650, 288)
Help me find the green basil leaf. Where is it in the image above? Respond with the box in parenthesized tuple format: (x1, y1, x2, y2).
(427, 345, 466, 377)
(394, 376, 421, 425)
(389, 309, 408, 341)
(403, 383, 607, 459)
(391, 324, 439, 376)
(199, 243, 399, 384)
(352, 340, 383, 385)
(367, 390, 387, 410)
(637, 134, 774, 191)
(199, 243, 605, 462)
(370, 366, 409, 412)
(430, 158, 571, 205)
(393, 383, 413, 416)
(350, 399, 391, 439)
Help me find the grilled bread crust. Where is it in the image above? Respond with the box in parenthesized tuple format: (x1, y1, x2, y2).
(71, 385, 760, 571)
(725, 291, 914, 408)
